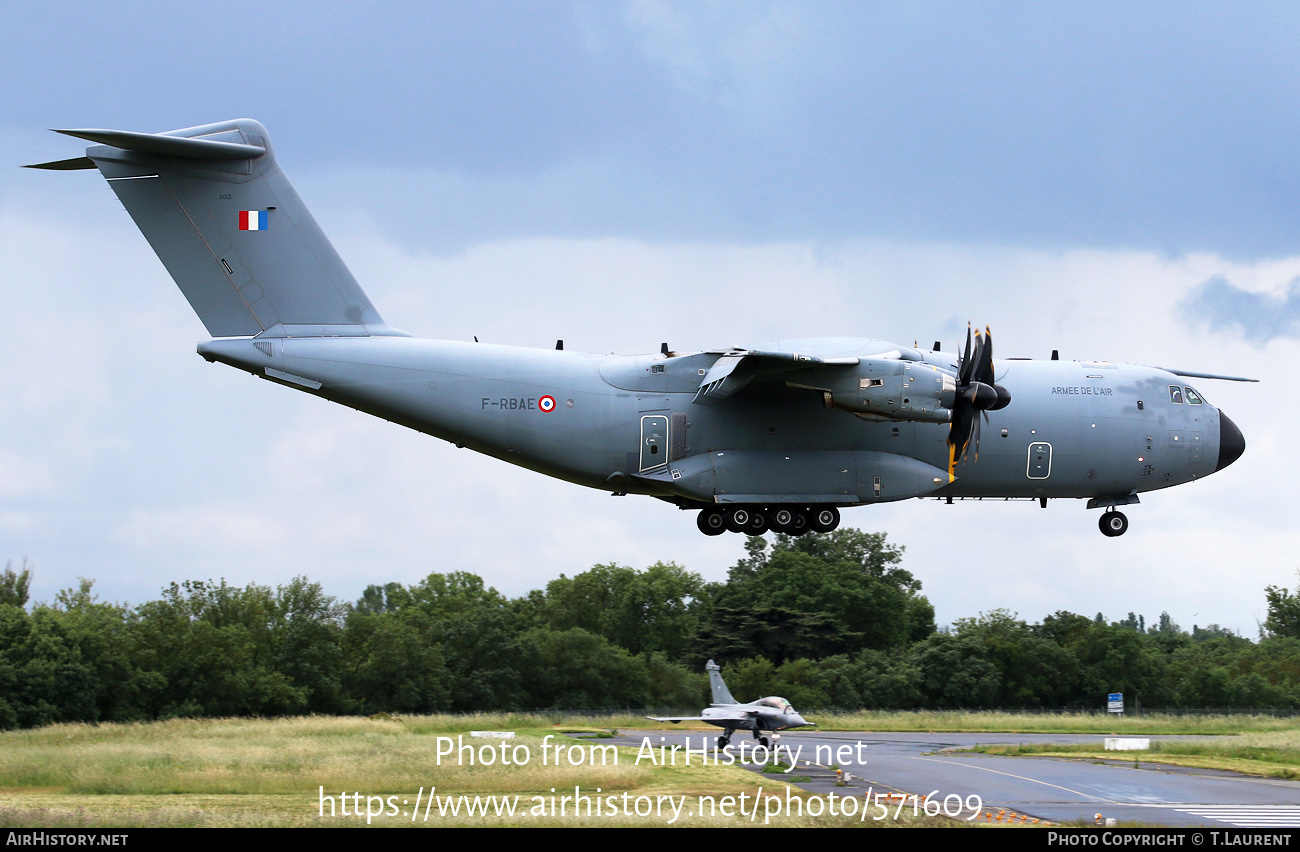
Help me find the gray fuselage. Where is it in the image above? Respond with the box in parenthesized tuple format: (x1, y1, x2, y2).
(197, 334, 1236, 510)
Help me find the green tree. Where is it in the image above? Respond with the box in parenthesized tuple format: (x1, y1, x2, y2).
(132, 579, 306, 718)
(539, 562, 708, 659)
(518, 627, 648, 709)
(0, 560, 32, 609)
(953, 609, 1077, 705)
(341, 610, 449, 713)
(708, 530, 933, 659)
(1264, 575, 1300, 639)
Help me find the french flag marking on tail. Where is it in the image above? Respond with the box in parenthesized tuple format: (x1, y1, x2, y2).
(238, 210, 268, 230)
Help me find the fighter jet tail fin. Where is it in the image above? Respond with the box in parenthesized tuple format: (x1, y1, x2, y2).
(705, 659, 739, 705)
(40, 120, 405, 339)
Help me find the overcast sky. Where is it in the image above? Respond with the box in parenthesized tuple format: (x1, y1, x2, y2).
(1, 1, 1294, 637)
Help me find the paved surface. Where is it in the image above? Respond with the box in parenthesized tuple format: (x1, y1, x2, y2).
(612, 729, 1300, 828)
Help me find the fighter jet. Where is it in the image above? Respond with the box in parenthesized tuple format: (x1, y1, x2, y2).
(29, 119, 1253, 538)
(647, 660, 812, 748)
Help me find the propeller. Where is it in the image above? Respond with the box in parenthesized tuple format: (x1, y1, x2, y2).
(947, 324, 1011, 475)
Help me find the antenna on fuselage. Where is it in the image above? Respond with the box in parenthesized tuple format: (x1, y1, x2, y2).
(556, 340, 564, 350)
(1051, 349, 1059, 360)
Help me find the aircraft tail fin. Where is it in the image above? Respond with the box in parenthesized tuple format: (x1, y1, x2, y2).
(705, 659, 738, 705)
(37, 119, 404, 339)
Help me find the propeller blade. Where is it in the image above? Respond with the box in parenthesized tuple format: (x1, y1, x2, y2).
(974, 325, 995, 386)
(959, 325, 974, 385)
(947, 323, 1009, 474)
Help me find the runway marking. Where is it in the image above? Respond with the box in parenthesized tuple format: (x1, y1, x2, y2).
(1157, 805, 1300, 828)
(907, 755, 1113, 802)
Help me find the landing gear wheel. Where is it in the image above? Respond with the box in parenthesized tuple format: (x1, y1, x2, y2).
(810, 505, 840, 533)
(1099, 510, 1129, 537)
(717, 735, 730, 748)
(790, 509, 810, 536)
(757, 735, 770, 748)
(770, 507, 796, 534)
(744, 509, 769, 536)
(697, 508, 726, 536)
(724, 506, 752, 534)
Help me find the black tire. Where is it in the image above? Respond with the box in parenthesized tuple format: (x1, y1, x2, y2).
(718, 735, 729, 748)
(770, 507, 796, 534)
(725, 506, 751, 534)
(790, 509, 810, 536)
(697, 508, 727, 536)
(1099, 510, 1129, 537)
(745, 509, 769, 536)
(810, 505, 840, 533)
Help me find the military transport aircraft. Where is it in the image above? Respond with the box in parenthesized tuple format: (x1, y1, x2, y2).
(29, 119, 1252, 538)
(647, 660, 812, 748)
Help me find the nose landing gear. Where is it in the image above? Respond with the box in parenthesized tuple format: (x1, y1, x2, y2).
(1099, 510, 1129, 537)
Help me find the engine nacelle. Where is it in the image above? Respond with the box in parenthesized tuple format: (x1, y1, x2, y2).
(822, 359, 956, 423)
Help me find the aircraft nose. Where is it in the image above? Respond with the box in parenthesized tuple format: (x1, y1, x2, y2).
(1216, 411, 1246, 472)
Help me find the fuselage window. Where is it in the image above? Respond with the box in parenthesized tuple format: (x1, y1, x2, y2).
(1168, 386, 1183, 404)
(1185, 387, 1203, 405)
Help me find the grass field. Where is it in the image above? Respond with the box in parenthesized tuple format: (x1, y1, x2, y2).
(808, 710, 1300, 736)
(0, 715, 957, 828)
(6, 711, 1297, 828)
(968, 728, 1300, 780)
(510, 709, 1300, 736)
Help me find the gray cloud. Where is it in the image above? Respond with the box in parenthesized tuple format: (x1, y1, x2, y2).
(1182, 276, 1300, 343)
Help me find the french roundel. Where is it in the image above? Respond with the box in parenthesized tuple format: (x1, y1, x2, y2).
(538, 395, 556, 413)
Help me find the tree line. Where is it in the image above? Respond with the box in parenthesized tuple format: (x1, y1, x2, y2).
(2, 532, 1300, 729)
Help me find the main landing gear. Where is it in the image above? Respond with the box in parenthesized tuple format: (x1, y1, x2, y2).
(1099, 510, 1129, 537)
(696, 505, 841, 537)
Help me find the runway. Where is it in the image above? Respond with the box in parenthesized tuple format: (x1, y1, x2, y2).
(617, 729, 1300, 828)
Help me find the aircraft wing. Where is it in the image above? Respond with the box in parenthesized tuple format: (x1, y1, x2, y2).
(694, 349, 860, 406)
(646, 707, 759, 724)
(1152, 367, 1259, 383)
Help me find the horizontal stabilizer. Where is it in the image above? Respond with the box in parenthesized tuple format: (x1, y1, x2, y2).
(53, 128, 265, 160)
(23, 156, 96, 170)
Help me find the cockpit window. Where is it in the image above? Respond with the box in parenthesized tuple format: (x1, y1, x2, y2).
(1185, 387, 1204, 405)
(1168, 386, 1183, 404)
(758, 696, 793, 713)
